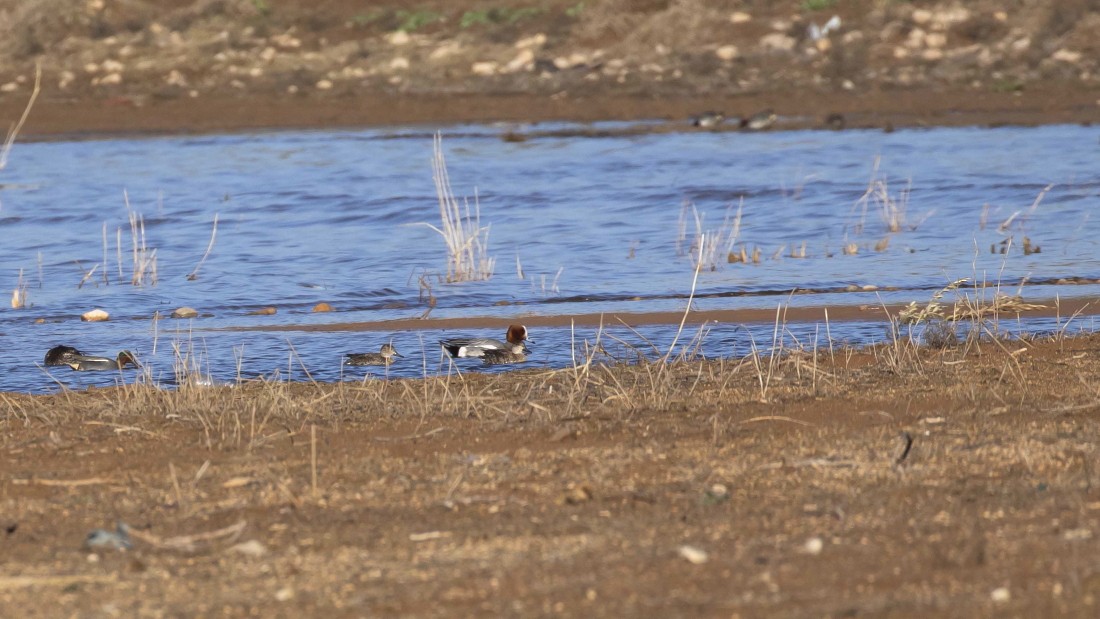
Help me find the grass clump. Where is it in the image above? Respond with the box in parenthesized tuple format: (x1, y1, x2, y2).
(676, 200, 743, 271)
(460, 7, 544, 28)
(396, 9, 444, 32)
(423, 133, 496, 283)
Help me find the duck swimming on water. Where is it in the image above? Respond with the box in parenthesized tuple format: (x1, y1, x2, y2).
(441, 324, 531, 359)
(44, 345, 85, 366)
(344, 343, 402, 366)
(66, 351, 141, 371)
(480, 343, 529, 366)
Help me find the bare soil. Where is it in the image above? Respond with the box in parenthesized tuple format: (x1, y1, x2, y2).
(3, 332, 1100, 616)
(1, 0, 1099, 137)
(3, 2, 1100, 616)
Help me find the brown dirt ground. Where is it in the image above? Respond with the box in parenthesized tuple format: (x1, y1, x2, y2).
(3, 2, 1100, 616)
(3, 331, 1100, 616)
(2, 0, 1099, 138)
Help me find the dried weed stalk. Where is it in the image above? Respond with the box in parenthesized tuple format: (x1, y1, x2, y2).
(423, 133, 495, 283)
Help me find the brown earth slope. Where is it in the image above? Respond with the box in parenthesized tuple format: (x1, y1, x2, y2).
(2, 333, 1100, 616)
(0, 0, 1098, 136)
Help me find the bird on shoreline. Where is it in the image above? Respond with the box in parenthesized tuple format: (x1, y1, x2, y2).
(66, 351, 141, 371)
(481, 343, 529, 366)
(44, 345, 85, 366)
(690, 111, 725, 128)
(344, 343, 402, 366)
(441, 324, 531, 358)
(741, 109, 777, 131)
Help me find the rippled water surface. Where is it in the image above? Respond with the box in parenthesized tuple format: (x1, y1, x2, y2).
(2, 122, 1098, 392)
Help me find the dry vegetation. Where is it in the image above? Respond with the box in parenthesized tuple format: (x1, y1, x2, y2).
(423, 133, 495, 283)
(2, 326, 1100, 616)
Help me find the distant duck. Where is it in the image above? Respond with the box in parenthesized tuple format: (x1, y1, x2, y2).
(824, 112, 846, 130)
(741, 109, 777, 131)
(481, 343, 529, 366)
(690, 111, 725, 128)
(44, 345, 84, 366)
(344, 343, 402, 366)
(66, 351, 141, 371)
(441, 324, 531, 359)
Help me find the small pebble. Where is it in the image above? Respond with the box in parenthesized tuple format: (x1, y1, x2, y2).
(247, 307, 277, 316)
(229, 540, 268, 557)
(678, 544, 709, 564)
(803, 536, 824, 555)
(990, 586, 1011, 603)
(312, 302, 333, 313)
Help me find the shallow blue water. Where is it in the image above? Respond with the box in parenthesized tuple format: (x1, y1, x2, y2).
(1, 122, 1098, 393)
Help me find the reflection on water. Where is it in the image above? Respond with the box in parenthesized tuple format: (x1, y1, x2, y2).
(2, 122, 1098, 393)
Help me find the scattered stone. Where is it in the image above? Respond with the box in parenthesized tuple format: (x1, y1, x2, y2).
(34, 317, 45, 324)
(990, 587, 1011, 603)
(316, 79, 333, 90)
(102, 59, 124, 72)
(921, 49, 944, 61)
(703, 483, 730, 504)
(504, 49, 535, 73)
(171, 306, 199, 319)
(229, 540, 268, 557)
(678, 544, 709, 564)
(97, 73, 123, 86)
(759, 33, 796, 54)
(558, 483, 592, 505)
(0, 82, 17, 92)
(390, 57, 410, 71)
(247, 307, 277, 316)
(715, 45, 739, 61)
(730, 11, 752, 24)
(311, 302, 333, 313)
(471, 61, 499, 76)
(803, 536, 824, 555)
(165, 69, 187, 87)
(429, 42, 462, 61)
(81, 309, 109, 322)
(515, 33, 546, 49)
(274, 587, 295, 602)
(1052, 49, 1083, 63)
(387, 30, 410, 46)
(271, 33, 301, 49)
(912, 9, 933, 25)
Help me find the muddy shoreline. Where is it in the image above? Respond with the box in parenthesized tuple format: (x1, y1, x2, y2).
(5, 84, 1099, 141)
(205, 296, 1095, 334)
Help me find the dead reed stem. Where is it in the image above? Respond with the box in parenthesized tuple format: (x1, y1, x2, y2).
(0, 63, 41, 172)
(664, 233, 705, 363)
(187, 214, 219, 280)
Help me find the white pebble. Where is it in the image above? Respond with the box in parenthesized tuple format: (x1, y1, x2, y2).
(678, 544, 709, 564)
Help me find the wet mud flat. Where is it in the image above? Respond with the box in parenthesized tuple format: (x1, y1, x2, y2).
(2, 332, 1100, 616)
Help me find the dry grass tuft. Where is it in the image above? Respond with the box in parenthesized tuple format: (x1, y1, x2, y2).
(123, 191, 158, 286)
(677, 200, 742, 271)
(423, 133, 495, 283)
(851, 157, 931, 235)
